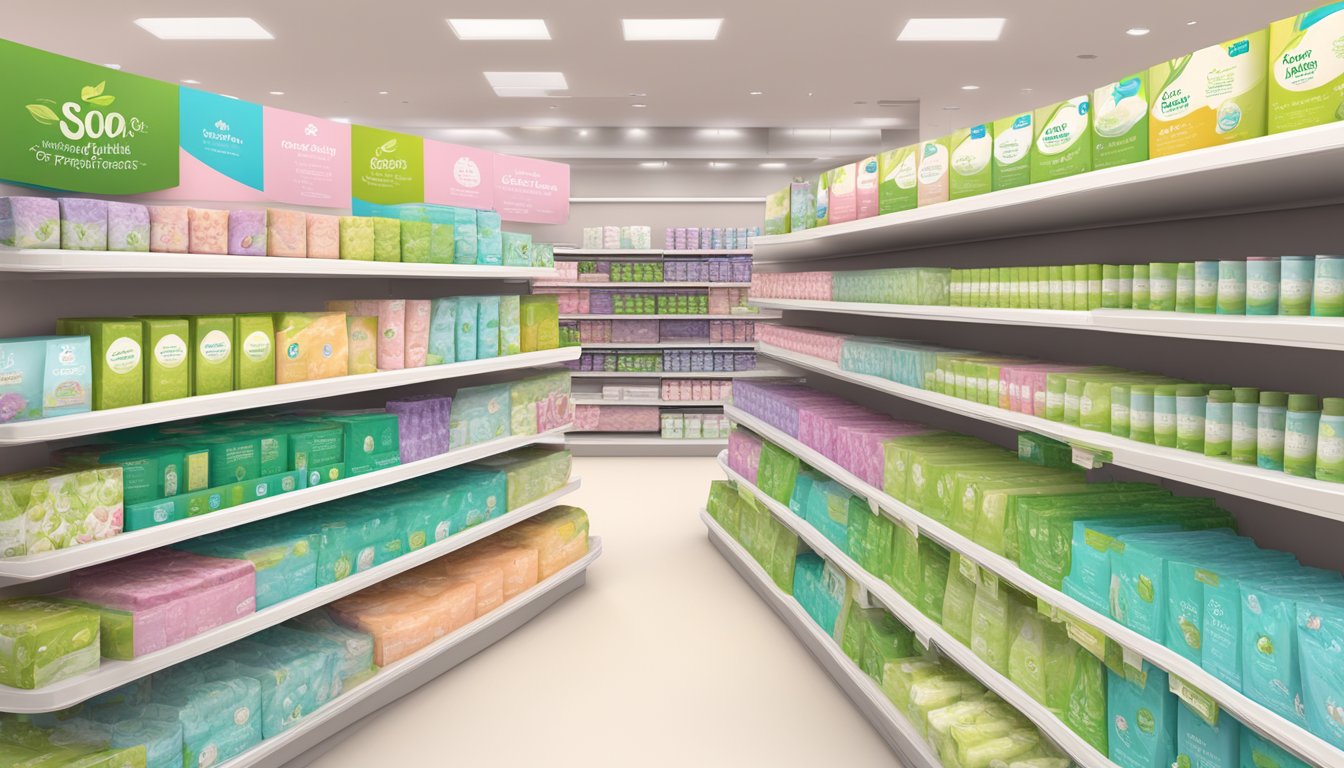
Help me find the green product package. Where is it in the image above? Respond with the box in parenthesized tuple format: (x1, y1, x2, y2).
(1063, 646, 1109, 753)
(991, 113, 1034, 190)
(399, 219, 432, 263)
(815, 170, 832, 227)
(233, 314, 275, 391)
(942, 553, 978, 644)
(1091, 74, 1149, 169)
(764, 187, 791, 235)
(60, 444, 185, 504)
(0, 598, 101, 689)
(1008, 606, 1077, 713)
(58, 318, 144, 410)
(338, 216, 375, 261)
(878, 145, 920, 214)
(756, 440, 800, 505)
(199, 434, 261, 484)
(328, 413, 400, 470)
(1031, 97, 1093, 183)
(950, 124, 994, 200)
(1269, 5, 1344, 133)
(137, 317, 190, 403)
(371, 217, 401, 262)
(188, 315, 235, 396)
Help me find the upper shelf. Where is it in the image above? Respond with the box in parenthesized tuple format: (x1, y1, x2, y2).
(0, 249, 556, 280)
(0, 347, 580, 446)
(554, 248, 752, 259)
(534, 282, 753, 289)
(751, 123, 1344, 263)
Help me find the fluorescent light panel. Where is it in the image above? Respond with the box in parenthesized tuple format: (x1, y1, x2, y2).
(622, 18, 722, 41)
(897, 18, 1004, 41)
(484, 71, 567, 89)
(448, 19, 551, 40)
(135, 17, 273, 40)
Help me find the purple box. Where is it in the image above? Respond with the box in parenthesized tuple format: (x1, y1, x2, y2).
(611, 320, 659, 343)
(58, 197, 108, 250)
(589, 291, 614, 315)
(658, 319, 709, 341)
(228, 209, 267, 256)
(0, 196, 60, 249)
(386, 394, 452, 463)
(106, 202, 150, 252)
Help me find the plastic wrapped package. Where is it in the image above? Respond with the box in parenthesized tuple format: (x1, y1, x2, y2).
(908, 673, 985, 739)
(1008, 606, 1076, 715)
(204, 633, 343, 737)
(496, 505, 589, 580)
(283, 610, 377, 688)
(970, 581, 1035, 676)
(67, 550, 257, 660)
(1107, 663, 1177, 768)
(1298, 599, 1344, 749)
(0, 465, 124, 558)
(520, 295, 560, 352)
(1062, 646, 1109, 753)
(149, 666, 263, 767)
(472, 447, 572, 510)
(847, 503, 896, 585)
(792, 554, 847, 635)
(0, 598, 101, 689)
(756, 439, 800, 505)
(328, 572, 477, 665)
(443, 540, 538, 600)
(727, 428, 763, 485)
(449, 383, 512, 449)
(176, 526, 318, 610)
(0, 718, 149, 768)
(385, 394, 452, 463)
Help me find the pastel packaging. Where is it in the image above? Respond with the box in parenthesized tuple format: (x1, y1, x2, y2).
(226, 209, 266, 256)
(372, 217, 400, 262)
(453, 207, 478, 264)
(400, 219, 432, 263)
(917, 137, 951, 206)
(233, 314, 276, 390)
(266, 208, 307, 257)
(274, 312, 350, 383)
(58, 318, 144, 410)
(376, 300, 406, 370)
(188, 316, 235, 396)
(106, 201, 150, 252)
(404, 300, 431, 368)
(345, 316, 378, 375)
(338, 216, 375, 261)
(428, 298, 457, 364)
(502, 231, 532, 267)
(305, 213, 340, 259)
(186, 207, 228, 254)
(476, 210, 503, 266)
(147, 205, 188, 253)
(0, 335, 93, 421)
(0, 196, 59, 248)
(455, 296, 479, 362)
(499, 295, 522, 355)
(138, 317, 191, 402)
(476, 296, 501, 360)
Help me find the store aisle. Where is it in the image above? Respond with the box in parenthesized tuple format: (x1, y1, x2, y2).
(307, 456, 897, 768)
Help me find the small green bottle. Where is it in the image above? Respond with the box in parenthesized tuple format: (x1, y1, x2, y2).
(1204, 388, 1234, 458)
(1132, 264, 1151, 310)
(1230, 387, 1260, 465)
(1119, 264, 1135, 309)
(1257, 391, 1289, 471)
(1150, 263, 1177, 311)
(1316, 397, 1344, 483)
(1217, 261, 1247, 315)
(1129, 384, 1155, 443)
(1194, 260, 1219, 314)
(1176, 383, 1209, 453)
(1154, 384, 1179, 448)
(1176, 262, 1197, 313)
(1284, 393, 1322, 478)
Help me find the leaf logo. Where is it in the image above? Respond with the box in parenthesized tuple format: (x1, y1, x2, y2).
(80, 81, 115, 107)
(377, 138, 398, 156)
(26, 103, 58, 125)
(214, 119, 230, 131)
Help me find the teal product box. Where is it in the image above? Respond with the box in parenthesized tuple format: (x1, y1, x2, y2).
(428, 298, 457, 363)
(279, 421, 344, 471)
(476, 210, 502, 266)
(502, 231, 532, 267)
(327, 412, 400, 473)
(302, 462, 346, 489)
(453, 208, 478, 265)
(448, 383, 512, 449)
(59, 443, 186, 504)
(0, 336, 92, 422)
(476, 296, 501, 360)
(455, 296, 480, 362)
(499, 295, 522, 356)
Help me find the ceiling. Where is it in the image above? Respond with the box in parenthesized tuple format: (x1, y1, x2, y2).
(1, 0, 1309, 171)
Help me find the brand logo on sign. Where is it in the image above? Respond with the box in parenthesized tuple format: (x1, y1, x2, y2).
(304, 122, 318, 136)
(370, 138, 407, 170)
(26, 80, 148, 146)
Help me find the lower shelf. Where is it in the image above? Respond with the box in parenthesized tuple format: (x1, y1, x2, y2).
(701, 510, 939, 768)
(225, 539, 603, 768)
(565, 434, 727, 457)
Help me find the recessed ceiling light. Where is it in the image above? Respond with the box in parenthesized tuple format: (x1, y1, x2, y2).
(103, 64, 122, 70)
(1187, 20, 1198, 26)
(622, 18, 722, 41)
(548, 104, 559, 110)
(378, 91, 389, 95)
(760, 162, 787, 169)
(269, 90, 284, 95)
(134, 17, 273, 40)
(1021, 87, 1033, 93)
(960, 85, 980, 91)
(749, 91, 764, 96)
(942, 106, 960, 111)
(629, 92, 647, 97)
(708, 161, 736, 168)
(639, 161, 667, 168)
(578, 129, 590, 137)
(447, 19, 551, 40)
(898, 18, 1005, 42)
(631, 103, 648, 108)
(181, 79, 200, 84)
(807, 92, 814, 97)
(1077, 53, 1099, 59)
(628, 128, 646, 136)
(1126, 27, 1151, 36)
(699, 129, 741, 138)
(485, 71, 568, 98)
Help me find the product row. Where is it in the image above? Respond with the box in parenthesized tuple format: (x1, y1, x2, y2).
(0, 447, 575, 689)
(758, 324, 1344, 485)
(765, 5, 1344, 234)
(729, 378, 1344, 750)
(0, 504, 590, 766)
(584, 380, 733, 403)
(571, 405, 729, 438)
(544, 256, 753, 284)
(565, 350, 757, 374)
(663, 226, 760, 251)
(535, 286, 750, 316)
(581, 225, 654, 250)
(564, 319, 756, 345)
(661, 411, 730, 440)
(0, 196, 551, 267)
(0, 296, 561, 423)
(0, 371, 572, 558)
(707, 477, 1312, 768)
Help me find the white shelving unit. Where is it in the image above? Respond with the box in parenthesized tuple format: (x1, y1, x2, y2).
(0, 479, 583, 713)
(0, 248, 556, 280)
(554, 248, 664, 258)
(559, 313, 778, 320)
(567, 434, 727, 457)
(572, 397, 725, 407)
(749, 299, 1344, 353)
(569, 369, 786, 379)
(755, 344, 1344, 523)
(750, 122, 1344, 263)
(0, 425, 573, 586)
(535, 281, 752, 289)
(725, 408, 1344, 768)
(576, 342, 755, 350)
(700, 510, 941, 768)
(220, 541, 602, 768)
(0, 348, 581, 446)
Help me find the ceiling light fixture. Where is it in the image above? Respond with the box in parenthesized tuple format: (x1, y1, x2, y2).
(699, 128, 742, 138)
(548, 104, 559, 109)
(631, 103, 647, 108)
(485, 71, 568, 98)
(960, 85, 980, 91)
(181, 79, 200, 84)
(898, 18, 1005, 42)
(708, 161, 736, 168)
(104, 64, 122, 70)
(622, 18, 723, 41)
(1077, 53, 1098, 59)
(628, 128, 646, 137)
(578, 129, 590, 137)
(269, 90, 284, 95)
(378, 90, 389, 95)
(1126, 27, 1151, 36)
(942, 106, 960, 111)
(749, 90, 764, 96)
(1187, 20, 1198, 26)
(639, 161, 667, 168)
(134, 17, 273, 40)
(759, 162, 787, 169)
(447, 19, 551, 40)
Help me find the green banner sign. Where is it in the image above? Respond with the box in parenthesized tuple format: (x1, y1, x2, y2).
(350, 124, 424, 210)
(0, 39, 179, 194)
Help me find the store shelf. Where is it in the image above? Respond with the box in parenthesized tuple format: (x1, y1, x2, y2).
(750, 122, 1344, 262)
(535, 281, 752, 289)
(577, 342, 756, 349)
(559, 313, 778, 320)
(569, 369, 786, 379)
(755, 343, 1344, 522)
(572, 397, 725, 407)
(700, 508, 956, 768)
(0, 425, 573, 586)
(0, 480, 583, 713)
(554, 249, 663, 257)
(566, 434, 726, 457)
(665, 249, 753, 256)
(0, 347, 580, 446)
(725, 406, 1344, 768)
(220, 540, 602, 768)
(0, 248, 556, 281)
(749, 299, 1344, 352)
(704, 484, 1114, 768)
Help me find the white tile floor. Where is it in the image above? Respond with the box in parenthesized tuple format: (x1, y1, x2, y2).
(306, 456, 898, 767)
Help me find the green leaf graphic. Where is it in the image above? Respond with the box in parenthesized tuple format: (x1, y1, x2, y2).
(380, 139, 397, 154)
(81, 81, 106, 102)
(25, 104, 58, 124)
(1161, 55, 1193, 93)
(87, 95, 115, 107)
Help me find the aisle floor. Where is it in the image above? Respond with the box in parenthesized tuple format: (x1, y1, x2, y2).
(308, 456, 898, 767)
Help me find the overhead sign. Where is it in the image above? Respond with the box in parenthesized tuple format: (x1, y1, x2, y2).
(492, 153, 570, 224)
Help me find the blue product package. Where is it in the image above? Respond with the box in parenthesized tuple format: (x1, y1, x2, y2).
(427, 298, 457, 364)
(282, 610, 377, 687)
(793, 553, 845, 635)
(0, 336, 93, 422)
(151, 672, 263, 767)
(177, 525, 319, 609)
(454, 296, 480, 362)
(1202, 567, 1336, 690)
(502, 231, 532, 267)
(452, 207, 477, 264)
(1241, 582, 1344, 727)
(448, 383, 512, 450)
(1107, 662, 1178, 768)
(207, 636, 342, 737)
(499, 295, 521, 356)
(1296, 599, 1344, 749)
(476, 210, 502, 266)
(805, 476, 852, 553)
(107, 706, 184, 768)
(1239, 728, 1310, 768)
(476, 296, 501, 360)
(1176, 702, 1240, 768)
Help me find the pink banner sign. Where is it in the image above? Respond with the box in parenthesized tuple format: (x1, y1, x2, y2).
(263, 108, 351, 208)
(425, 141, 494, 210)
(492, 153, 569, 224)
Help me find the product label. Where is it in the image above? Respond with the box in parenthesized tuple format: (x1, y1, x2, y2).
(1248, 279, 1277, 300)
(893, 151, 917, 189)
(1285, 430, 1317, 458)
(1319, 434, 1344, 463)
(105, 337, 141, 374)
(199, 330, 231, 363)
(1206, 421, 1232, 442)
(1260, 427, 1286, 450)
(994, 116, 1032, 164)
(918, 142, 948, 184)
(242, 331, 271, 362)
(1282, 278, 1312, 301)
(1036, 99, 1089, 155)
(153, 334, 187, 369)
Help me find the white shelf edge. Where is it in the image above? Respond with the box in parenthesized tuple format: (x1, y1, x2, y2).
(700, 508, 949, 768)
(568, 369, 786, 380)
(533, 282, 753, 289)
(0, 249, 557, 280)
(0, 348, 580, 446)
(554, 249, 664, 257)
(704, 477, 1114, 768)
(576, 342, 756, 350)
(0, 479, 584, 713)
(565, 434, 726, 457)
(748, 299, 1344, 352)
(572, 398, 726, 407)
(0, 426, 574, 584)
(220, 540, 602, 768)
(726, 405, 1344, 768)
(558, 313, 779, 320)
(756, 343, 1344, 523)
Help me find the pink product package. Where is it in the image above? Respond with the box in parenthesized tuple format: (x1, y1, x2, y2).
(828, 163, 859, 224)
(596, 405, 659, 432)
(404, 300, 431, 367)
(537, 389, 574, 432)
(727, 429, 764, 484)
(306, 214, 341, 259)
(756, 325, 848, 363)
(267, 208, 307, 258)
(610, 320, 659, 344)
(798, 403, 887, 457)
(1003, 363, 1085, 415)
(68, 549, 257, 657)
(187, 207, 229, 254)
(148, 205, 189, 254)
(857, 156, 879, 220)
(574, 404, 601, 431)
(227, 209, 267, 256)
(750, 272, 834, 301)
(734, 381, 844, 437)
(834, 421, 930, 487)
(377, 300, 407, 370)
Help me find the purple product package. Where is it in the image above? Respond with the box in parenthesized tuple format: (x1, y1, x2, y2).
(228, 209, 267, 256)
(106, 202, 150, 252)
(58, 198, 108, 250)
(0, 196, 60, 249)
(385, 394, 453, 463)
(658, 319, 709, 341)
